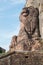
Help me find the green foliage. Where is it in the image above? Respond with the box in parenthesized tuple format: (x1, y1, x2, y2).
(0, 50, 2, 53)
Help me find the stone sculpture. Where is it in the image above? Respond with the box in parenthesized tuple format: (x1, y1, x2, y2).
(9, 36, 17, 51)
(9, 6, 41, 51)
(26, 0, 43, 38)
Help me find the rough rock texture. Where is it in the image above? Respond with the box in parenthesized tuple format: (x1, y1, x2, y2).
(9, 36, 17, 51)
(9, 6, 41, 51)
(0, 51, 43, 65)
(0, 1, 43, 65)
(25, 0, 43, 13)
(26, 0, 43, 38)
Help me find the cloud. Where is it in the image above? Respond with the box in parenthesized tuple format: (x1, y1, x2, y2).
(1, 32, 17, 50)
(9, 0, 25, 5)
(0, 29, 20, 51)
(0, 0, 25, 5)
(0, 0, 7, 3)
(0, 0, 25, 12)
(0, 0, 25, 51)
(0, 5, 12, 12)
(0, 13, 18, 18)
(0, 0, 25, 3)
(0, 23, 20, 42)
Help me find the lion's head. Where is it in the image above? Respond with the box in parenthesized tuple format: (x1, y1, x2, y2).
(20, 6, 39, 24)
(19, 6, 39, 34)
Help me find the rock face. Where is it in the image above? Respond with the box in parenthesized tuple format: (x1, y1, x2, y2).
(9, 6, 41, 51)
(26, 0, 43, 38)
(0, 51, 43, 65)
(9, 36, 17, 51)
(25, 0, 43, 13)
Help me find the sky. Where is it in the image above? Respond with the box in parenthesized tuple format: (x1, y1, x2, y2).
(0, 0, 26, 51)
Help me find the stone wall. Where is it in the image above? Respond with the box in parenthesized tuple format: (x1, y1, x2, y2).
(0, 51, 43, 65)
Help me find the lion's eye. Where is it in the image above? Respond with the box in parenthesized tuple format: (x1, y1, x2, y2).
(26, 10, 29, 14)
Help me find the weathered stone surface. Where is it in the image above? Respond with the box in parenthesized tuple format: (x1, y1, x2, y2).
(0, 51, 43, 65)
(17, 6, 41, 51)
(0, 0, 43, 65)
(9, 36, 17, 51)
(26, 0, 43, 38)
(9, 0, 43, 52)
(19, 6, 40, 36)
(9, 6, 41, 51)
(25, 0, 43, 13)
(26, 0, 40, 8)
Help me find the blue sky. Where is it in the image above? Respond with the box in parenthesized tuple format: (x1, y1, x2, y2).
(0, 0, 26, 51)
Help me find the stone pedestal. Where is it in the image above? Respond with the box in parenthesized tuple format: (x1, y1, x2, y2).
(0, 51, 43, 65)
